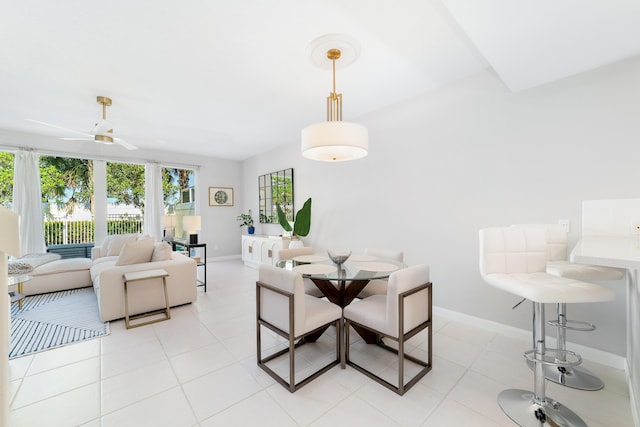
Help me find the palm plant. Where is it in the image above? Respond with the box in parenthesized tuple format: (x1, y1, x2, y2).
(276, 197, 311, 238)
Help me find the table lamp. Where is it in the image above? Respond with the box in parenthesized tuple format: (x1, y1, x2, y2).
(162, 215, 177, 240)
(182, 215, 201, 244)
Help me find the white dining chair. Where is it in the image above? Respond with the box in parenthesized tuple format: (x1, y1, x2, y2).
(480, 226, 615, 427)
(276, 247, 324, 297)
(256, 264, 342, 392)
(344, 264, 432, 395)
(357, 248, 404, 298)
(515, 223, 624, 390)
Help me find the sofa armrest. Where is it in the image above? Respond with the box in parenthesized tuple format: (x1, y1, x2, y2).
(91, 246, 103, 261)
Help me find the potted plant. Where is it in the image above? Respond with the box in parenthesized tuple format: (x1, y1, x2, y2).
(237, 210, 255, 234)
(276, 197, 311, 246)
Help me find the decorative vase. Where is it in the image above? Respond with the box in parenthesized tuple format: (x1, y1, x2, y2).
(248, 226, 255, 235)
(289, 239, 303, 249)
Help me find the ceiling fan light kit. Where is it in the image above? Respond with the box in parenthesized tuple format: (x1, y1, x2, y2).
(301, 35, 368, 162)
(94, 96, 115, 143)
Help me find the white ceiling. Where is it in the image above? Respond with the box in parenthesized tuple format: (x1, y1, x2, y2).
(1, 0, 638, 160)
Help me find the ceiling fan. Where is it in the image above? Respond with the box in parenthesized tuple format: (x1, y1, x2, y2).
(27, 96, 138, 150)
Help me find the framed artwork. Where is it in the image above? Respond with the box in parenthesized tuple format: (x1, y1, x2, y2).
(209, 187, 233, 206)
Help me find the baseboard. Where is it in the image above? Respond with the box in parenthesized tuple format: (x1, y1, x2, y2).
(205, 254, 242, 263)
(433, 306, 627, 370)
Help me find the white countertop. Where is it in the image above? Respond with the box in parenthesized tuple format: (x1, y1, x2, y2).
(571, 235, 640, 270)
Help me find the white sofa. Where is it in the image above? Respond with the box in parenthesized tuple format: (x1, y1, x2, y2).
(10, 234, 198, 322)
(90, 234, 198, 322)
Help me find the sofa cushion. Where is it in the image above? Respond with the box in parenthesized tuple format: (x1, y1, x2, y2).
(151, 242, 172, 262)
(93, 256, 118, 266)
(16, 253, 62, 268)
(90, 259, 116, 283)
(32, 257, 93, 275)
(105, 233, 139, 256)
(115, 237, 155, 266)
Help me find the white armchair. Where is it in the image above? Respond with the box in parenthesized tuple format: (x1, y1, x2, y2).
(357, 248, 404, 298)
(256, 264, 342, 392)
(344, 264, 432, 395)
(276, 247, 324, 297)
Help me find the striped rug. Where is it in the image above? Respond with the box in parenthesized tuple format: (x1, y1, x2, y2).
(9, 287, 110, 359)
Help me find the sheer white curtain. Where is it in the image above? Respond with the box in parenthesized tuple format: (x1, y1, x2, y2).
(12, 150, 46, 255)
(143, 163, 163, 241)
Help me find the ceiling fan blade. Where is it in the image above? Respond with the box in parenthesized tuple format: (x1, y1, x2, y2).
(60, 137, 93, 141)
(114, 138, 138, 150)
(25, 119, 92, 137)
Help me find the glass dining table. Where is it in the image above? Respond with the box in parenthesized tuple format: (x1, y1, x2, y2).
(276, 254, 405, 344)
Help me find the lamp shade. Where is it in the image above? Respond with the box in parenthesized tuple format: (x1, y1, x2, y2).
(182, 215, 201, 233)
(162, 215, 177, 228)
(301, 121, 368, 162)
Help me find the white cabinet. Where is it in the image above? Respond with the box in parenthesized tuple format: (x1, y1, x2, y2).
(241, 235, 287, 268)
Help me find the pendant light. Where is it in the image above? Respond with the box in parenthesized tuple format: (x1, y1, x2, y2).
(301, 48, 368, 162)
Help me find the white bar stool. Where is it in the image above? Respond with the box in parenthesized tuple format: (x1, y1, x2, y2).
(480, 226, 615, 427)
(517, 224, 624, 390)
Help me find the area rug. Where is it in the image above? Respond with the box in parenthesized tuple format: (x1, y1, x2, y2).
(9, 287, 110, 359)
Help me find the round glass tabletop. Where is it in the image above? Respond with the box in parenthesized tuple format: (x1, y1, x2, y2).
(276, 257, 404, 281)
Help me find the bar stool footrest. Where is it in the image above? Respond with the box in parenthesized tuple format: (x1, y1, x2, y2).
(523, 348, 582, 367)
(547, 318, 596, 332)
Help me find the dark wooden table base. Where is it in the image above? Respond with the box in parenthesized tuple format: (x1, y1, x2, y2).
(302, 278, 379, 344)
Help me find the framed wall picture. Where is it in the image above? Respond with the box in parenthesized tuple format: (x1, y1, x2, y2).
(209, 187, 234, 206)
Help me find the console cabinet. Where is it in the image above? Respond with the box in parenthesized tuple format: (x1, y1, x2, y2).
(241, 235, 288, 268)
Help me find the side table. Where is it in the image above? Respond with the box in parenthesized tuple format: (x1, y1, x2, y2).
(8, 275, 32, 310)
(123, 269, 171, 329)
(170, 241, 207, 292)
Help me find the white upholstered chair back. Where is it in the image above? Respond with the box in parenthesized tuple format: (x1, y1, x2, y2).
(258, 264, 306, 337)
(385, 264, 430, 337)
(479, 226, 548, 276)
(275, 246, 323, 297)
(364, 248, 404, 262)
(512, 224, 624, 281)
(276, 247, 314, 262)
(512, 224, 567, 262)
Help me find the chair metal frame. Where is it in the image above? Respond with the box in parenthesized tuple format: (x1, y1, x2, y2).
(345, 282, 432, 395)
(256, 280, 341, 393)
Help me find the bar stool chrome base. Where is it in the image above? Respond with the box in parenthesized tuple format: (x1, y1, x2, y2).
(498, 389, 587, 427)
(526, 360, 604, 390)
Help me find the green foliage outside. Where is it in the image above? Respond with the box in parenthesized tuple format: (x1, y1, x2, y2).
(0, 152, 13, 207)
(40, 156, 94, 213)
(0, 151, 194, 215)
(106, 218, 143, 235)
(43, 218, 143, 245)
(107, 163, 145, 210)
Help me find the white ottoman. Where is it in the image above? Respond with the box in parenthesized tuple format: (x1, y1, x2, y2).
(23, 258, 93, 295)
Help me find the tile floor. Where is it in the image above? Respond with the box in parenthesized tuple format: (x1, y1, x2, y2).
(7, 260, 635, 427)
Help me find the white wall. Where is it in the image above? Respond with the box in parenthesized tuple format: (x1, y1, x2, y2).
(242, 55, 640, 356)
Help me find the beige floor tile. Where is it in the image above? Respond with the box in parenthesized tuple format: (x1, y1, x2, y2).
(12, 356, 100, 409)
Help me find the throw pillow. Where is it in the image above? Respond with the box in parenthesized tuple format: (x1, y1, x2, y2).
(106, 233, 139, 256)
(151, 242, 173, 262)
(115, 237, 155, 266)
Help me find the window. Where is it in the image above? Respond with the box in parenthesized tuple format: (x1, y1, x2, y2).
(106, 161, 144, 235)
(0, 151, 14, 208)
(162, 167, 195, 240)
